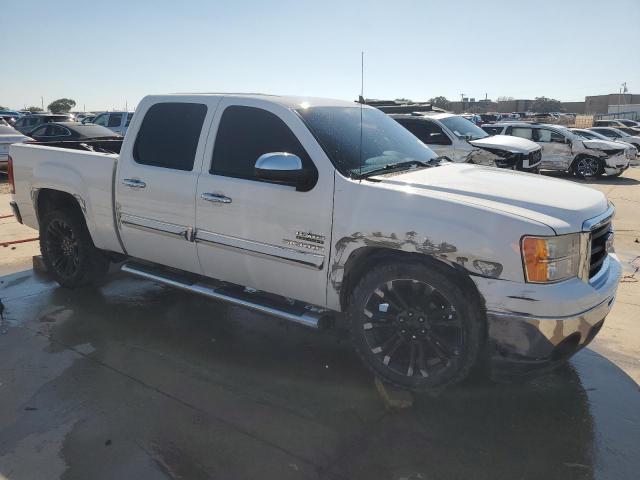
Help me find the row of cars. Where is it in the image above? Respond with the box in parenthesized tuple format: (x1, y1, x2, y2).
(375, 105, 637, 178)
(0, 114, 122, 169)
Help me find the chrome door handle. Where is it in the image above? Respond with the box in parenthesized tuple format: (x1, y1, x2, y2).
(122, 178, 146, 188)
(201, 193, 232, 204)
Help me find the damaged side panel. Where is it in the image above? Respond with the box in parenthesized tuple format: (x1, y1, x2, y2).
(325, 173, 549, 311)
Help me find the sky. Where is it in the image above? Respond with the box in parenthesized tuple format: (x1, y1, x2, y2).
(1, 0, 639, 111)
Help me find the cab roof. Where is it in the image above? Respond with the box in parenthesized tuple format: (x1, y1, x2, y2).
(157, 93, 360, 110)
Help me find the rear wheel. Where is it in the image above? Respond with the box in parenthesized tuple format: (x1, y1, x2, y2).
(571, 156, 604, 178)
(348, 261, 484, 391)
(40, 209, 109, 288)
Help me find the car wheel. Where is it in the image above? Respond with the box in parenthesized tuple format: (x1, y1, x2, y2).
(40, 209, 110, 288)
(347, 260, 484, 392)
(571, 156, 604, 178)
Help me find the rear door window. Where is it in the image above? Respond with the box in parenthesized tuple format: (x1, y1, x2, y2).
(396, 119, 452, 145)
(508, 127, 534, 140)
(210, 105, 315, 181)
(133, 102, 207, 171)
(108, 113, 123, 127)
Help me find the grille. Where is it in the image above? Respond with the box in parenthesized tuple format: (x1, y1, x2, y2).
(529, 149, 541, 164)
(589, 219, 611, 278)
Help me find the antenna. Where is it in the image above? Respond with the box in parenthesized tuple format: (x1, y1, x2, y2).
(358, 51, 364, 179)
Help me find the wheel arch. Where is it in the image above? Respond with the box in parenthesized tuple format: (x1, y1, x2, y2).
(339, 246, 485, 314)
(35, 188, 87, 227)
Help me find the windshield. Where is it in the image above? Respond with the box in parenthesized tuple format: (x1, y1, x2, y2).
(612, 128, 631, 137)
(296, 106, 438, 177)
(440, 116, 488, 140)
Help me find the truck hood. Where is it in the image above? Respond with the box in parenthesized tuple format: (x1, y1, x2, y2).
(0, 134, 30, 144)
(469, 135, 538, 153)
(582, 139, 627, 151)
(372, 163, 608, 234)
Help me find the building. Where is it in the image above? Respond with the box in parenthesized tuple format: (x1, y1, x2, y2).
(585, 94, 640, 114)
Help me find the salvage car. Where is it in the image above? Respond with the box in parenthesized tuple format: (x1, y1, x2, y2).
(483, 122, 630, 177)
(29, 122, 122, 142)
(392, 113, 542, 172)
(571, 128, 638, 164)
(588, 127, 640, 150)
(8, 94, 621, 391)
(0, 123, 30, 170)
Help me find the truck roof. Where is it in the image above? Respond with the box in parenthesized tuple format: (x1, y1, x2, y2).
(157, 93, 359, 110)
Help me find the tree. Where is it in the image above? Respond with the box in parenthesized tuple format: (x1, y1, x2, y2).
(428, 96, 452, 110)
(496, 96, 514, 102)
(531, 96, 561, 113)
(47, 98, 76, 113)
(26, 106, 43, 113)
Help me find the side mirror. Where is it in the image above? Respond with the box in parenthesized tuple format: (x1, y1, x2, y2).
(254, 152, 313, 190)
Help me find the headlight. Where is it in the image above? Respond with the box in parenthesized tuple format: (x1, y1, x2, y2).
(521, 233, 581, 283)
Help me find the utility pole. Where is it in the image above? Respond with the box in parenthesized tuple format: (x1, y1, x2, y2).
(41, 96, 44, 110)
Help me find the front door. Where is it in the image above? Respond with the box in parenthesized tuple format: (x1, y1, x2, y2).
(195, 99, 334, 307)
(116, 99, 216, 273)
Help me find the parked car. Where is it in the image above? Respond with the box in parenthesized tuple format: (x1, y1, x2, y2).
(29, 122, 123, 142)
(571, 128, 638, 165)
(0, 124, 30, 170)
(483, 122, 630, 177)
(8, 94, 621, 392)
(460, 113, 482, 126)
(588, 127, 640, 150)
(593, 119, 640, 135)
(391, 113, 541, 172)
(479, 113, 501, 123)
(13, 114, 74, 135)
(1, 114, 20, 125)
(91, 111, 134, 135)
(613, 119, 640, 128)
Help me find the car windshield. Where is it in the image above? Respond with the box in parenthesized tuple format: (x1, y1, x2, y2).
(612, 128, 631, 137)
(296, 106, 438, 177)
(440, 116, 489, 140)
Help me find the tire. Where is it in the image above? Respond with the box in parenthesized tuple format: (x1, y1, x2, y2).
(40, 209, 109, 288)
(347, 260, 485, 392)
(571, 156, 604, 178)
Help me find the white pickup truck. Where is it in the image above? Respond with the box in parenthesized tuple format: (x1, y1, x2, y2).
(8, 94, 621, 391)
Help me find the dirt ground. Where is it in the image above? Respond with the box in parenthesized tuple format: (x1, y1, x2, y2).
(0, 169, 639, 480)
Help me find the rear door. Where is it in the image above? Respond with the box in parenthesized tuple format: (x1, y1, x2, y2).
(534, 127, 572, 170)
(195, 98, 334, 306)
(116, 98, 219, 272)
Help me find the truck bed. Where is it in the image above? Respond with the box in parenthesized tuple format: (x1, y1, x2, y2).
(9, 142, 124, 254)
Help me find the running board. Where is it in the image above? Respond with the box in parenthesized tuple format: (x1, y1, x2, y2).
(121, 262, 331, 329)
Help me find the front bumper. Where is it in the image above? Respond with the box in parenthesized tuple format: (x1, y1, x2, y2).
(603, 152, 630, 175)
(473, 253, 622, 377)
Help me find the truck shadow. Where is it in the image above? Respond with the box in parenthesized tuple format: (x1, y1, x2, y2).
(1, 272, 636, 479)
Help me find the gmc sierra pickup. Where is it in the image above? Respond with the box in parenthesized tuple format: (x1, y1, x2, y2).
(8, 94, 621, 391)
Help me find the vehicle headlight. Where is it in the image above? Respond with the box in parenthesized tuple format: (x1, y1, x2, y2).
(521, 233, 581, 283)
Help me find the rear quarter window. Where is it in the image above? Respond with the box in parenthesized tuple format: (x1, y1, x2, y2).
(133, 103, 207, 171)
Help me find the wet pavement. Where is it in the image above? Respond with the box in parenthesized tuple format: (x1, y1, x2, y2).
(0, 268, 639, 480)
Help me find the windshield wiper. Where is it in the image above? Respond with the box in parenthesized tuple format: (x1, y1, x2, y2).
(352, 160, 431, 179)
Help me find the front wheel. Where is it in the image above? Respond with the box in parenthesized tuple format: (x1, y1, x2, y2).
(347, 261, 485, 392)
(40, 209, 110, 288)
(571, 156, 604, 178)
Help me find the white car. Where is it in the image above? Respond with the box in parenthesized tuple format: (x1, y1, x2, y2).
(0, 124, 30, 170)
(483, 122, 631, 178)
(391, 113, 542, 172)
(9, 93, 621, 391)
(588, 127, 640, 150)
(91, 111, 134, 135)
(571, 129, 638, 165)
